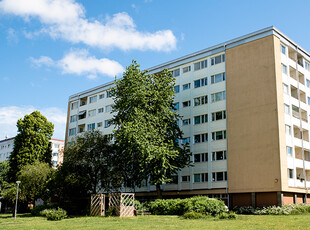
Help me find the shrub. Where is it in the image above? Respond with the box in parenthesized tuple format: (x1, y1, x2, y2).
(219, 211, 237, 219)
(31, 204, 57, 216)
(234, 204, 310, 215)
(45, 208, 67, 221)
(149, 196, 226, 216)
(105, 207, 116, 217)
(183, 211, 206, 219)
(40, 209, 53, 217)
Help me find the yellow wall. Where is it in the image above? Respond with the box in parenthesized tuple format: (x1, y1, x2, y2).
(226, 35, 285, 193)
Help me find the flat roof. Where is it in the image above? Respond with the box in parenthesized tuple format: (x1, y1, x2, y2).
(68, 26, 310, 102)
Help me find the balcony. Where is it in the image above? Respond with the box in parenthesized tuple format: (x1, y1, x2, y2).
(292, 105, 308, 122)
(78, 124, 85, 133)
(80, 97, 87, 107)
(290, 66, 305, 85)
(78, 110, 86, 120)
(290, 85, 306, 104)
(293, 125, 309, 142)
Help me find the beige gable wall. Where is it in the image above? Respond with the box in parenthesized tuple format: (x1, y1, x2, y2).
(226, 35, 286, 193)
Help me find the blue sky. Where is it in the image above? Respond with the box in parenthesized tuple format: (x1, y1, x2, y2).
(1, 0, 310, 140)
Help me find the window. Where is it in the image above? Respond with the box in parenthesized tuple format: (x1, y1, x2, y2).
(183, 66, 191, 73)
(308, 97, 310, 105)
(71, 102, 78, 110)
(70, 115, 77, 123)
(212, 151, 227, 161)
(211, 54, 225, 65)
(194, 114, 208, 125)
(98, 108, 104, 113)
(194, 173, 208, 183)
(283, 83, 289, 94)
(182, 137, 190, 144)
(106, 105, 113, 113)
(182, 118, 191, 126)
(89, 95, 97, 104)
(307, 79, 310, 88)
(183, 100, 191, 108)
(282, 64, 287, 75)
(284, 104, 290, 114)
(288, 169, 294, 179)
(183, 83, 191, 90)
(97, 122, 103, 128)
(105, 120, 112, 128)
(211, 91, 226, 103)
(174, 85, 180, 93)
(212, 130, 226, 141)
(305, 62, 310, 71)
(285, 125, 291, 135)
(99, 93, 105, 99)
(182, 175, 190, 182)
(194, 95, 208, 106)
(212, 111, 226, 121)
(52, 161, 58, 166)
(194, 77, 208, 88)
(107, 91, 113, 98)
(212, 172, 227, 182)
(194, 133, 208, 143)
(53, 153, 58, 157)
(87, 123, 95, 131)
(286, 146, 292, 157)
(88, 109, 96, 117)
(211, 73, 225, 84)
(194, 153, 208, 163)
(173, 102, 179, 111)
(281, 45, 286, 55)
(171, 69, 180, 77)
(69, 128, 76, 136)
(194, 60, 208, 71)
(54, 144, 59, 148)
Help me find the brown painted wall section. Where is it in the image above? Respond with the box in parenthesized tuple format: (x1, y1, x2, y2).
(231, 193, 252, 207)
(283, 193, 294, 205)
(256, 192, 278, 207)
(226, 35, 286, 193)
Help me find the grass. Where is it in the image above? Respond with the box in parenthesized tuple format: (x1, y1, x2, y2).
(1, 213, 310, 230)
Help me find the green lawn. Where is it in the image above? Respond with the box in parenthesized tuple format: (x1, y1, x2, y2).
(1, 213, 310, 230)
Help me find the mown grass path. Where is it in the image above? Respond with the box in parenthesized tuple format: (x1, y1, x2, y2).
(1, 213, 310, 230)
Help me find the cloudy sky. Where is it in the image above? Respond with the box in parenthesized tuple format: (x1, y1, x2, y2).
(1, 0, 310, 140)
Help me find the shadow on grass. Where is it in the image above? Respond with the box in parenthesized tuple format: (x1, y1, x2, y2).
(0, 213, 33, 219)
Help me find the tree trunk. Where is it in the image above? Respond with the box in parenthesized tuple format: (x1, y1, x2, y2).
(156, 184, 162, 199)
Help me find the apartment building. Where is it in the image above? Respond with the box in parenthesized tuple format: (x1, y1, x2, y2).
(65, 26, 310, 207)
(0, 137, 64, 167)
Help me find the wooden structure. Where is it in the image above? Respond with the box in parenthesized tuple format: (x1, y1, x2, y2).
(90, 194, 105, 216)
(109, 193, 135, 217)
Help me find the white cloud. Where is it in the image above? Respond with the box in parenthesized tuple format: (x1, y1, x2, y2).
(0, 0, 176, 51)
(0, 106, 67, 140)
(30, 49, 124, 78)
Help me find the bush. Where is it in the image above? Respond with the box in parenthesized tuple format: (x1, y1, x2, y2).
(105, 207, 116, 217)
(234, 204, 310, 215)
(45, 208, 67, 221)
(149, 196, 227, 216)
(183, 211, 206, 219)
(218, 211, 237, 219)
(31, 204, 57, 216)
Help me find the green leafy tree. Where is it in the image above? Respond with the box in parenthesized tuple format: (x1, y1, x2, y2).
(112, 61, 191, 197)
(48, 130, 117, 203)
(0, 160, 10, 188)
(17, 161, 53, 204)
(9, 111, 54, 181)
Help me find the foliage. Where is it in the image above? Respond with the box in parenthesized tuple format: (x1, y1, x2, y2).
(44, 208, 67, 221)
(112, 61, 191, 196)
(0, 160, 10, 188)
(46, 130, 117, 214)
(149, 196, 227, 216)
(234, 204, 310, 215)
(9, 111, 54, 181)
(17, 161, 53, 204)
(105, 207, 116, 217)
(218, 211, 237, 219)
(31, 203, 57, 216)
(0, 181, 26, 204)
(182, 211, 206, 219)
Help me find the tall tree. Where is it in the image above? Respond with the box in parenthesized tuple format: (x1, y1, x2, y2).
(48, 130, 118, 202)
(112, 61, 191, 197)
(9, 111, 54, 181)
(17, 161, 53, 205)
